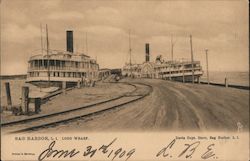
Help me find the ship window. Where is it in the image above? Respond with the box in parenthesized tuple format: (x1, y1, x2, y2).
(44, 61, 47, 68)
(185, 64, 192, 68)
(57, 60, 60, 67)
(62, 61, 65, 68)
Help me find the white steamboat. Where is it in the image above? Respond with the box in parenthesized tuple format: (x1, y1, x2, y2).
(26, 30, 99, 87)
(122, 43, 203, 82)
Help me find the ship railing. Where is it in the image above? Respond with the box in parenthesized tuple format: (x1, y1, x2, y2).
(155, 66, 202, 72)
(159, 70, 203, 76)
(28, 66, 94, 72)
(157, 68, 202, 74)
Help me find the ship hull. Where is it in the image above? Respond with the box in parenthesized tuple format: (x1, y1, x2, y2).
(161, 75, 201, 82)
(26, 80, 77, 88)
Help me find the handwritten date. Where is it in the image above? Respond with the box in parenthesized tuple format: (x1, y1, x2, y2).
(38, 138, 135, 161)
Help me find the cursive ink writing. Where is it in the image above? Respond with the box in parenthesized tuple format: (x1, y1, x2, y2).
(156, 139, 217, 160)
(156, 139, 176, 157)
(38, 141, 80, 161)
(99, 138, 117, 154)
(83, 145, 97, 158)
(38, 139, 135, 161)
(178, 141, 200, 158)
(37, 137, 217, 160)
(201, 143, 215, 159)
(83, 138, 136, 161)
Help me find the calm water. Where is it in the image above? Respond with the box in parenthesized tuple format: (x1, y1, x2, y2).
(1, 79, 26, 106)
(0, 79, 49, 106)
(201, 71, 249, 86)
(1, 71, 249, 106)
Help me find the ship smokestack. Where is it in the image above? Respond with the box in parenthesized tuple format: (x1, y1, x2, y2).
(145, 43, 150, 62)
(66, 30, 74, 53)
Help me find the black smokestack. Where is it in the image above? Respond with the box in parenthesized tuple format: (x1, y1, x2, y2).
(66, 30, 74, 53)
(145, 43, 150, 62)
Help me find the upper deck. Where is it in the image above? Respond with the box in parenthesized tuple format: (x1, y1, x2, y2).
(27, 49, 99, 82)
(29, 49, 95, 62)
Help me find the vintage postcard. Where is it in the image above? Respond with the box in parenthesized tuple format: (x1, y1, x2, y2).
(0, 0, 249, 161)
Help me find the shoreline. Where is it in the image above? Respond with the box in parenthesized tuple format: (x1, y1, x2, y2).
(1, 75, 249, 107)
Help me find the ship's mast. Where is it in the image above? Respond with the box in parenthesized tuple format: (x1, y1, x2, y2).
(46, 24, 50, 86)
(82, 32, 85, 54)
(170, 34, 177, 62)
(171, 35, 173, 62)
(40, 23, 43, 55)
(129, 30, 132, 66)
(85, 32, 88, 54)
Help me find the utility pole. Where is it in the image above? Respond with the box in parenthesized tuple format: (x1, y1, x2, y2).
(46, 24, 50, 86)
(190, 35, 194, 84)
(205, 49, 210, 84)
(129, 30, 132, 77)
(129, 30, 132, 66)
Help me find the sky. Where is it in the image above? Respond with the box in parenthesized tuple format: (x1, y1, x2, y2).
(0, 0, 249, 75)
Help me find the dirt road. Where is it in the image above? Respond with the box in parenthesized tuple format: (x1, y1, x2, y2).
(42, 78, 249, 132)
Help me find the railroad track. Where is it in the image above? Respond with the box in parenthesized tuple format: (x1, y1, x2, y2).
(1, 82, 152, 134)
